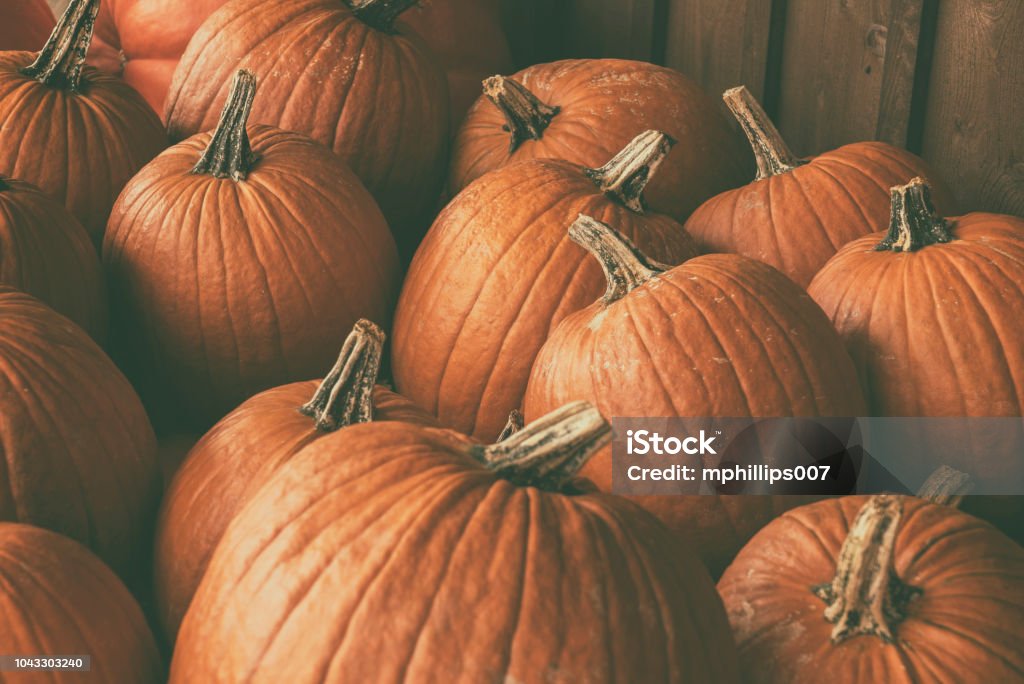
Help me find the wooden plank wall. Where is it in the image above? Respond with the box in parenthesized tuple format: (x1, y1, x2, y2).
(531, 0, 1022, 217)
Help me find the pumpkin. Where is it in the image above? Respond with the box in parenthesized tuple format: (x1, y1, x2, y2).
(164, 0, 449, 259)
(104, 70, 399, 428)
(449, 59, 752, 220)
(0, 288, 160, 585)
(0, 175, 106, 340)
(718, 495, 1024, 682)
(170, 402, 741, 683)
(392, 130, 699, 441)
(522, 215, 867, 575)
(154, 319, 437, 642)
(0, 0, 167, 244)
(0, 523, 163, 682)
(0, 0, 54, 51)
(684, 86, 956, 288)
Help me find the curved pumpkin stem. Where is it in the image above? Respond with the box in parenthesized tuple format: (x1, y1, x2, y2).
(20, 0, 100, 92)
(346, 0, 418, 33)
(475, 401, 611, 490)
(299, 319, 384, 432)
(917, 465, 973, 507)
(570, 214, 666, 304)
(585, 130, 676, 214)
(497, 409, 524, 442)
(723, 86, 806, 180)
(813, 495, 923, 644)
(875, 178, 953, 252)
(192, 70, 259, 181)
(483, 75, 561, 154)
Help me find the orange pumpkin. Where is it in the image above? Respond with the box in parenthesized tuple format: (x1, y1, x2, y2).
(450, 59, 752, 220)
(0, 0, 166, 243)
(104, 70, 399, 427)
(154, 320, 436, 641)
(0, 175, 106, 340)
(171, 403, 741, 682)
(684, 87, 955, 287)
(393, 130, 699, 441)
(523, 215, 866, 574)
(0, 523, 163, 682)
(719, 495, 1024, 682)
(0, 0, 54, 51)
(0, 288, 160, 585)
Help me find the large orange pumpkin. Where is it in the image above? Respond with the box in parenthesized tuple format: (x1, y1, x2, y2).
(0, 0, 166, 244)
(104, 70, 399, 428)
(0, 523, 163, 683)
(0, 0, 54, 51)
(450, 59, 752, 220)
(393, 130, 699, 441)
(165, 0, 449, 258)
(0, 175, 106, 340)
(154, 320, 437, 642)
(0, 288, 160, 585)
(522, 215, 866, 575)
(171, 402, 741, 683)
(718, 495, 1024, 682)
(684, 87, 955, 288)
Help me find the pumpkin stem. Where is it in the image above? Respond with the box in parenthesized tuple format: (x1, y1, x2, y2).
(345, 0, 418, 33)
(570, 214, 666, 304)
(874, 178, 953, 252)
(723, 86, 806, 180)
(497, 410, 524, 442)
(192, 70, 259, 181)
(917, 465, 973, 507)
(0, 177, 9, 192)
(475, 401, 611, 491)
(584, 130, 676, 214)
(299, 319, 384, 432)
(483, 75, 560, 154)
(20, 0, 100, 92)
(812, 495, 923, 644)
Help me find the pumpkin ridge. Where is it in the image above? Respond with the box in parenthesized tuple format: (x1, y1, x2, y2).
(806, 159, 880, 239)
(788, 167, 845, 253)
(622, 294, 686, 415)
(326, 19, 373, 152)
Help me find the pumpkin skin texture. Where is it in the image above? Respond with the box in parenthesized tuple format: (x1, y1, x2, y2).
(0, 0, 54, 51)
(684, 87, 955, 288)
(104, 71, 399, 428)
(450, 59, 752, 220)
(0, 288, 160, 585)
(170, 403, 741, 683)
(523, 216, 866, 575)
(154, 320, 437, 643)
(0, 176, 106, 341)
(393, 131, 700, 441)
(718, 495, 1024, 683)
(0, 0, 167, 244)
(0, 523, 163, 683)
(164, 0, 449, 258)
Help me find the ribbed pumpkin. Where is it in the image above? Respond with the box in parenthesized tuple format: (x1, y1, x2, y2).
(104, 70, 399, 428)
(0, 175, 106, 340)
(171, 402, 741, 683)
(0, 0, 166, 243)
(523, 215, 866, 575)
(684, 87, 956, 288)
(0, 523, 163, 683)
(0, 0, 54, 51)
(165, 0, 449, 257)
(0, 288, 160, 584)
(450, 59, 751, 220)
(718, 495, 1024, 683)
(154, 320, 437, 642)
(393, 130, 699, 441)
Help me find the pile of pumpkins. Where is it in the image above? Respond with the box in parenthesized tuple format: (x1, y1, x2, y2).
(1, 0, 1023, 682)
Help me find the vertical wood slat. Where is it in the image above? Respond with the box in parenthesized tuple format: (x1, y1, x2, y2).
(775, 0, 926, 156)
(920, 0, 1024, 215)
(663, 0, 775, 103)
(562, 0, 662, 62)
